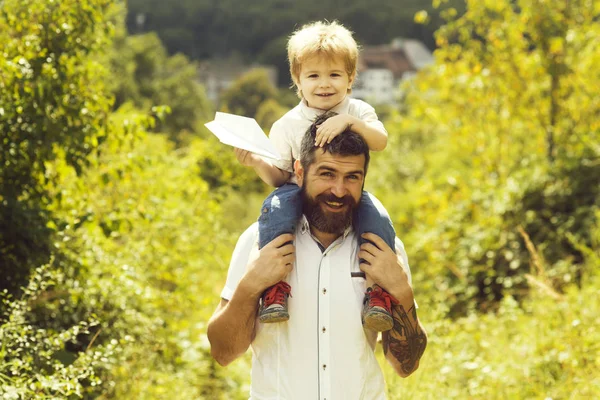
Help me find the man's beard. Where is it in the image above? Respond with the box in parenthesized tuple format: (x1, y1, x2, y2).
(301, 184, 358, 235)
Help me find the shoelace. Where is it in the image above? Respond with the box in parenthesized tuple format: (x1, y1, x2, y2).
(263, 281, 292, 306)
(367, 286, 399, 311)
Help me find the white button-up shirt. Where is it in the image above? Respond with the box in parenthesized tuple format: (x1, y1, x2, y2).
(220, 218, 413, 400)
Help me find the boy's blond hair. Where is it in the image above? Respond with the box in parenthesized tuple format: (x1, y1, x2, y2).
(287, 20, 359, 97)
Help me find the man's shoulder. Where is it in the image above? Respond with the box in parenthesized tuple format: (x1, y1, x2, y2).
(230, 223, 259, 266)
(238, 222, 259, 243)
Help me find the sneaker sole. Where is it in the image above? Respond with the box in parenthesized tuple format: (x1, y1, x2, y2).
(259, 310, 289, 323)
(363, 309, 393, 332)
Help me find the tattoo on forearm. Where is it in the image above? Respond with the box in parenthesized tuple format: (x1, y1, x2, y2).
(382, 303, 427, 375)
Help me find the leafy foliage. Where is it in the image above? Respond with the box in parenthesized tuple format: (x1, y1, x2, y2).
(109, 31, 213, 137)
(0, 0, 242, 397)
(0, 0, 115, 294)
(0, 263, 111, 399)
(370, 0, 600, 314)
(383, 265, 600, 399)
(219, 68, 280, 118)
(125, 0, 465, 85)
(1, 0, 599, 398)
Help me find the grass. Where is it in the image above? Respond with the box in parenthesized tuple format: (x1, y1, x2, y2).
(382, 273, 600, 399)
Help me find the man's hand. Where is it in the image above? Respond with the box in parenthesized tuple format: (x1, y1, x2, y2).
(207, 233, 294, 367)
(358, 233, 412, 303)
(244, 233, 295, 295)
(315, 114, 354, 147)
(359, 233, 427, 377)
(234, 147, 261, 167)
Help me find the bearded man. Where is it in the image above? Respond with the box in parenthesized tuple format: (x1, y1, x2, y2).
(207, 113, 427, 400)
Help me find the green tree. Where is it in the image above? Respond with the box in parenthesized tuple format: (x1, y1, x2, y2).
(371, 0, 600, 314)
(109, 32, 213, 136)
(0, 0, 134, 397)
(219, 68, 279, 118)
(0, 1, 248, 398)
(126, 0, 464, 64)
(0, 0, 115, 294)
(255, 98, 288, 131)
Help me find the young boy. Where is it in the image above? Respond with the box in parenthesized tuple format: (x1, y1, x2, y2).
(234, 20, 398, 332)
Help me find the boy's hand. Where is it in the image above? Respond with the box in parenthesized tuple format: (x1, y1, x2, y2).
(315, 114, 354, 147)
(234, 147, 260, 167)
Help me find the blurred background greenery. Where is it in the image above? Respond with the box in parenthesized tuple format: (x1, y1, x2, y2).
(0, 0, 598, 399)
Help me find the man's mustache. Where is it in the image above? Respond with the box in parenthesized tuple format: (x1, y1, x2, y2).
(315, 193, 356, 206)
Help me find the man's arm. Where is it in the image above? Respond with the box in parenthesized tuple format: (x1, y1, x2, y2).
(207, 233, 295, 366)
(359, 233, 428, 377)
(207, 284, 261, 366)
(381, 298, 427, 377)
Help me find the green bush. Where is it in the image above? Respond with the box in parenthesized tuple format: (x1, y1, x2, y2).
(2, 0, 599, 398)
(0, 0, 115, 295)
(383, 265, 600, 399)
(0, 263, 112, 399)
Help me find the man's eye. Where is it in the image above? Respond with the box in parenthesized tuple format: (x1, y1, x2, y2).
(321, 172, 334, 177)
(348, 175, 359, 180)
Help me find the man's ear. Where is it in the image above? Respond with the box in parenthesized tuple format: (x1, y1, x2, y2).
(294, 159, 304, 186)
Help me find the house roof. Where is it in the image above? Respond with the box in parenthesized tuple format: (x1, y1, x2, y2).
(357, 38, 433, 80)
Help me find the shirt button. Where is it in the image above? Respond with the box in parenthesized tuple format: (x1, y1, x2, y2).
(322, 288, 327, 294)
(322, 364, 327, 370)
(322, 327, 326, 333)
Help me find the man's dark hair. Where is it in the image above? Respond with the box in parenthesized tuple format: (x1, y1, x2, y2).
(299, 111, 370, 174)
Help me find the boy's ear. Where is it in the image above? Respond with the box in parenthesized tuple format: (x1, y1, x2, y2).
(348, 72, 356, 88)
(294, 159, 304, 186)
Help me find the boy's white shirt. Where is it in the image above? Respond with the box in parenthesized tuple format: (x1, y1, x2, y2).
(269, 96, 386, 183)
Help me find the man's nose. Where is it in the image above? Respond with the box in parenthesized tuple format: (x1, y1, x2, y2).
(330, 179, 347, 197)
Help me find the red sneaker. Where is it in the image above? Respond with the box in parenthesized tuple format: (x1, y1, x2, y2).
(259, 281, 292, 323)
(362, 285, 398, 332)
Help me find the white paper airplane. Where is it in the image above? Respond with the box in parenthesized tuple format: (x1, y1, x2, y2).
(204, 112, 281, 160)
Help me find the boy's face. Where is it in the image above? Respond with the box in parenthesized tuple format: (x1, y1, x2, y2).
(296, 55, 354, 111)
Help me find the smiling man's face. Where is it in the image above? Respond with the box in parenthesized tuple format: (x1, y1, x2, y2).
(297, 149, 365, 236)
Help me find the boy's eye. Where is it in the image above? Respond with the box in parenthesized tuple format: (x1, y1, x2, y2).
(308, 74, 318, 78)
(331, 73, 341, 77)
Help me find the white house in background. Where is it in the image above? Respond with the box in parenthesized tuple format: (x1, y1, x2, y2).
(198, 58, 278, 105)
(352, 38, 434, 105)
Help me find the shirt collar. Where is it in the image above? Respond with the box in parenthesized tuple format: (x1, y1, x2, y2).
(299, 96, 351, 121)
